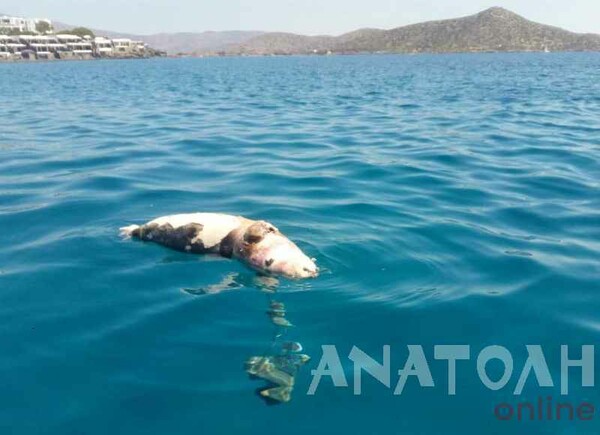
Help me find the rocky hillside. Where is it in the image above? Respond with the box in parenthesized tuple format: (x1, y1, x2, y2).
(138, 31, 264, 54)
(218, 7, 600, 55)
(219, 32, 334, 55)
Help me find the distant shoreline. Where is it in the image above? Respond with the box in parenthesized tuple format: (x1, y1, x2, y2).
(2, 50, 597, 65)
(5, 7, 599, 58)
(0, 55, 161, 64)
(168, 49, 599, 59)
(145, 7, 600, 57)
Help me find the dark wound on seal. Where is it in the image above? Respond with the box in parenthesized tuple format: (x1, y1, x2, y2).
(235, 221, 279, 259)
(218, 228, 238, 258)
(219, 221, 276, 259)
(243, 221, 277, 244)
(133, 222, 207, 253)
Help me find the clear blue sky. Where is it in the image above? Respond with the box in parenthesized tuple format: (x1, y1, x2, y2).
(3, 0, 599, 35)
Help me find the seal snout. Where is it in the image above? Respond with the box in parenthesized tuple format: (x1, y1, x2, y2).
(301, 261, 319, 278)
(283, 255, 319, 279)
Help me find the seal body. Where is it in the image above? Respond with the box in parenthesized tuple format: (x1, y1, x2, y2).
(120, 213, 318, 279)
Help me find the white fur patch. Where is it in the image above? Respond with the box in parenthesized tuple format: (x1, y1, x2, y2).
(147, 213, 242, 248)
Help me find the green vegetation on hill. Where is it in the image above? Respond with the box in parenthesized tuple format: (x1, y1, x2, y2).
(35, 21, 52, 33)
(63, 27, 95, 38)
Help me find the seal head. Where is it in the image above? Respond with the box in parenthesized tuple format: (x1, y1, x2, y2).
(234, 221, 319, 279)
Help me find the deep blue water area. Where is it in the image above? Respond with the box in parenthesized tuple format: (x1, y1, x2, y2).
(1, 53, 599, 434)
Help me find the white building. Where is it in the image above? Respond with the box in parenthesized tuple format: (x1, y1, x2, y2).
(69, 42, 93, 55)
(0, 34, 26, 59)
(0, 15, 52, 34)
(0, 38, 9, 58)
(56, 34, 82, 43)
(112, 38, 146, 54)
(16, 35, 66, 58)
(1, 30, 151, 60)
(93, 37, 113, 55)
(111, 38, 133, 51)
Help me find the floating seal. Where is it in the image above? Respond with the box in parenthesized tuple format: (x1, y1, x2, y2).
(120, 213, 318, 279)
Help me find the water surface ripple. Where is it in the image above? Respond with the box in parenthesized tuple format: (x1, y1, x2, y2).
(1, 54, 599, 434)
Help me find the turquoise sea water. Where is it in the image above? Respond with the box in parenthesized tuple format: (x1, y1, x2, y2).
(1, 53, 599, 434)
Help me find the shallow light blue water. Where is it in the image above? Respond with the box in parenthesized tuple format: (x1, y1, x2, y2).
(1, 53, 599, 434)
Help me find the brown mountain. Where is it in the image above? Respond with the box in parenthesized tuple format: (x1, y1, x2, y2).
(127, 31, 264, 54)
(52, 20, 263, 54)
(218, 7, 600, 55)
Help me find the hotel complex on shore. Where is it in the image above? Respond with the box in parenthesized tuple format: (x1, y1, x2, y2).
(0, 14, 161, 61)
(0, 14, 51, 33)
(0, 34, 153, 61)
